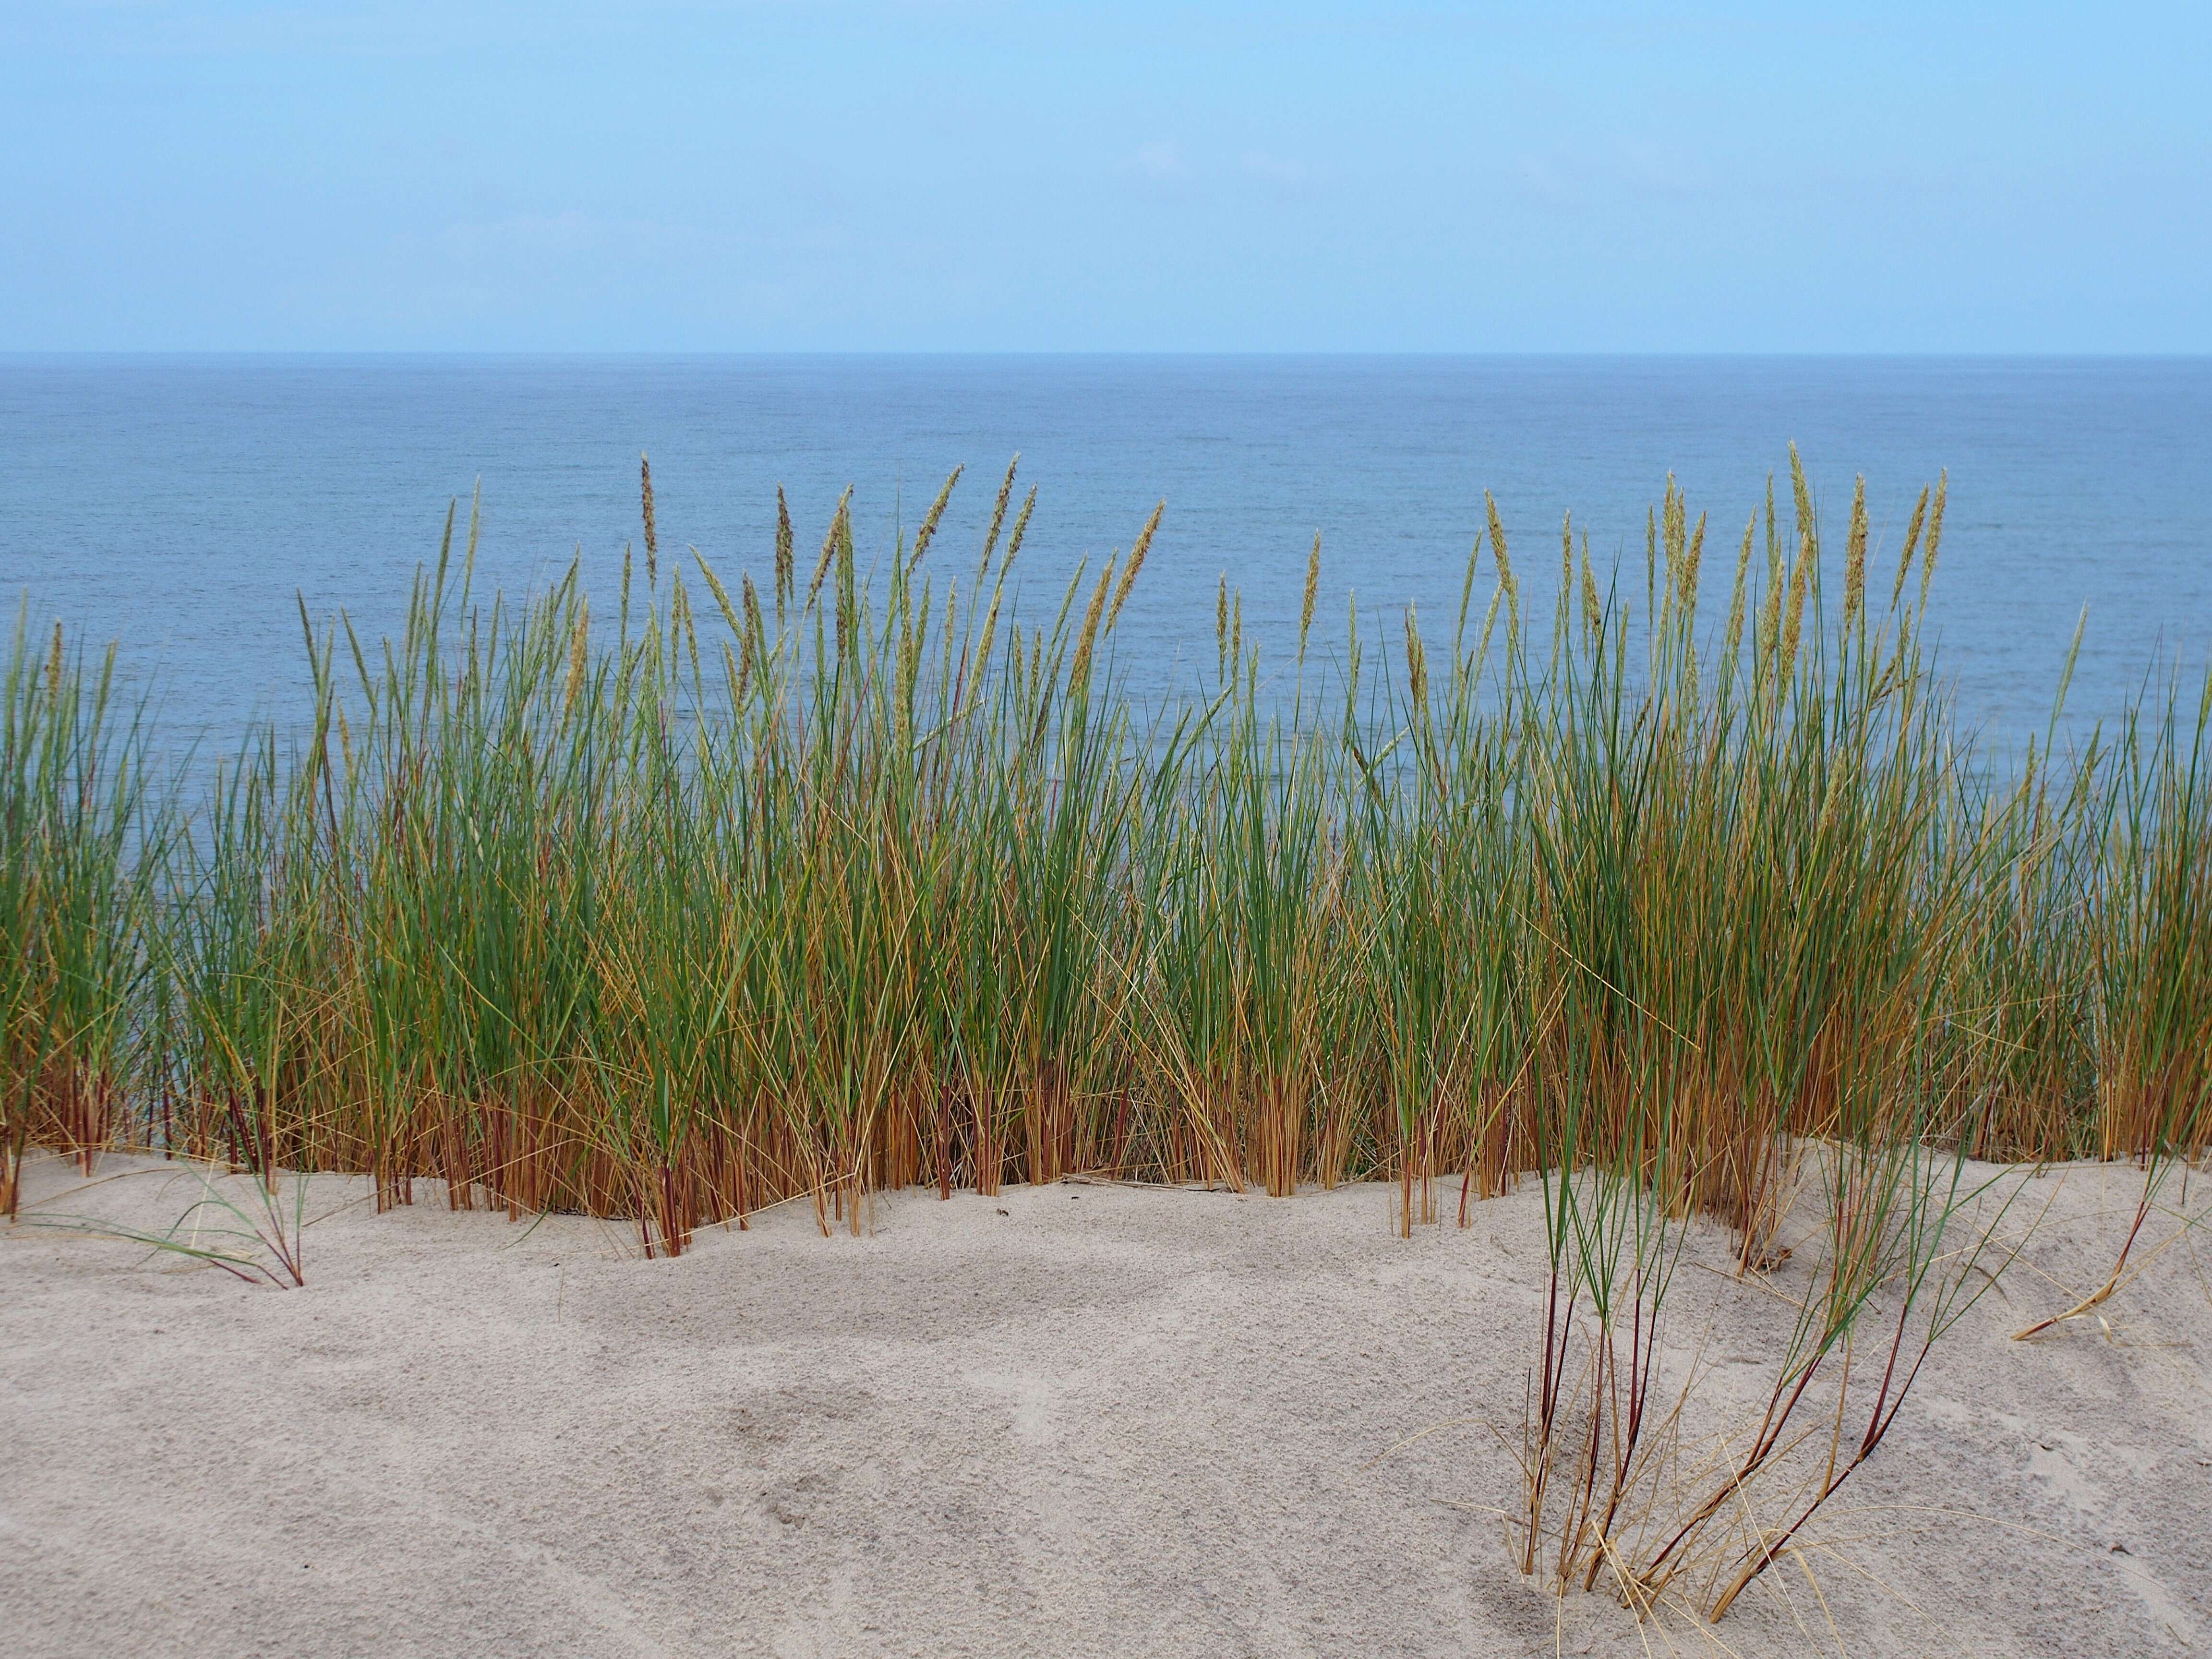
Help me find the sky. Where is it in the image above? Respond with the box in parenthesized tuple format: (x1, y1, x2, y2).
(2, 2, 2207, 353)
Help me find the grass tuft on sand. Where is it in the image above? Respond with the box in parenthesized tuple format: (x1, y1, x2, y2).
(2, 455, 2204, 1259)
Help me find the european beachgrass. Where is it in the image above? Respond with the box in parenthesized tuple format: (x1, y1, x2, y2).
(0, 615, 164, 1216)
(4, 453, 2207, 1627)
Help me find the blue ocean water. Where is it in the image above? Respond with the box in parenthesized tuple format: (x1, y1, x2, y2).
(1, 355, 2207, 757)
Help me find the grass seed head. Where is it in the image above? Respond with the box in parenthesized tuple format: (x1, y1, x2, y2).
(1844, 474, 1868, 627)
(910, 465, 963, 572)
(1300, 533, 1321, 659)
(1006, 486, 1037, 570)
(982, 455, 1019, 569)
(1108, 501, 1164, 633)
(775, 485, 795, 608)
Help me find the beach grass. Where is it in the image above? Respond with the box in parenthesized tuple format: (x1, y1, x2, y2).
(3, 454, 2206, 1256)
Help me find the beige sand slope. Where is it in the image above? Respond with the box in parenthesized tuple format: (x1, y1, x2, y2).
(3, 1151, 2207, 1658)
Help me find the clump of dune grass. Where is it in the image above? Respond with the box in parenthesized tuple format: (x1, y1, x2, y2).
(2012, 670, 2212, 1338)
(2, 453, 2203, 1291)
(0, 610, 165, 1217)
(21, 1154, 311, 1286)
(1515, 1128, 2031, 1627)
(1502, 457, 2034, 1623)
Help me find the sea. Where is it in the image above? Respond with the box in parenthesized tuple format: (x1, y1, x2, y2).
(2, 355, 2207, 760)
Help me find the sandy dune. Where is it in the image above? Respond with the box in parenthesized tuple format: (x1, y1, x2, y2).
(3, 1151, 2207, 1658)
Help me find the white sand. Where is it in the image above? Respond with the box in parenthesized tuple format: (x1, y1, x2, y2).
(3, 1150, 2207, 1658)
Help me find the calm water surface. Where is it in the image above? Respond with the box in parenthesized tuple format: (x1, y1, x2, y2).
(2, 355, 2207, 756)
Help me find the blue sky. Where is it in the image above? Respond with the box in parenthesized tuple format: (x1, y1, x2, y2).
(3, 2, 2206, 352)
